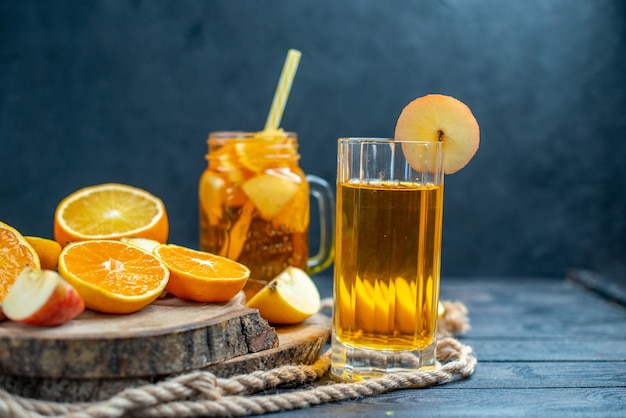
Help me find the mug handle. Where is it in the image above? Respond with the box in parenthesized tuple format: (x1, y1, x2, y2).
(306, 175, 335, 275)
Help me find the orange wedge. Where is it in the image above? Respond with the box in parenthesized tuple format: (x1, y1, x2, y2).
(0, 221, 41, 302)
(58, 240, 169, 314)
(25, 236, 62, 270)
(154, 244, 250, 303)
(54, 183, 168, 247)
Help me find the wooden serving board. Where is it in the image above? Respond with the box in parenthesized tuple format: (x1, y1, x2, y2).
(0, 292, 331, 402)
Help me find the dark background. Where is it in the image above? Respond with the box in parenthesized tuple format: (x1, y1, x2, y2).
(1, 0, 625, 281)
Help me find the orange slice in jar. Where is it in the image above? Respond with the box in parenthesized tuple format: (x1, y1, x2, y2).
(218, 200, 255, 260)
(235, 130, 297, 173)
(211, 143, 246, 185)
(199, 171, 227, 226)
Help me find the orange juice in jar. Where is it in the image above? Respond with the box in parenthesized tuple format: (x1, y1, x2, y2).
(199, 131, 333, 300)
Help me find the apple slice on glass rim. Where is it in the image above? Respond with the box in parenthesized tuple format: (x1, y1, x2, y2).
(2, 266, 85, 327)
(394, 94, 480, 174)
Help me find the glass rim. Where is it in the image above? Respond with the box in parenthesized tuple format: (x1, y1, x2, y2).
(209, 130, 297, 139)
(338, 137, 442, 146)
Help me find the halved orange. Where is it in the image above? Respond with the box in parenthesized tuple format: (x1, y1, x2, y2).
(25, 236, 62, 270)
(154, 244, 250, 303)
(0, 221, 40, 302)
(58, 240, 169, 314)
(54, 183, 168, 247)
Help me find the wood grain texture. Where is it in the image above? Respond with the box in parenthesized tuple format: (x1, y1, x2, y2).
(276, 388, 626, 418)
(0, 312, 330, 402)
(0, 292, 279, 378)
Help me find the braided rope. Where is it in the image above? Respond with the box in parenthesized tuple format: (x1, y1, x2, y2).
(0, 301, 474, 418)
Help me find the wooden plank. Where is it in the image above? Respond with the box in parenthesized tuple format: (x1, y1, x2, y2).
(266, 388, 626, 418)
(439, 278, 626, 338)
(451, 292, 626, 318)
(463, 338, 626, 361)
(442, 361, 626, 389)
(205, 313, 331, 378)
(461, 315, 626, 338)
(0, 292, 278, 379)
(441, 278, 626, 315)
(0, 313, 331, 402)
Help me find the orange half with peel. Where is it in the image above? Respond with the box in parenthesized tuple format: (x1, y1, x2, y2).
(154, 244, 250, 303)
(58, 240, 169, 314)
(54, 183, 168, 247)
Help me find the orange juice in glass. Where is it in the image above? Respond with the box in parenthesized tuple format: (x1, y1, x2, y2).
(199, 130, 334, 300)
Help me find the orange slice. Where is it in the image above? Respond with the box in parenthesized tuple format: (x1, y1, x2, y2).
(209, 143, 246, 184)
(154, 244, 250, 303)
(199, 171, 227, 226)
(54, 183, 168, 247)
(235, 130, 297, 173)
(25, 236, 62, 270)
(217, 200, 255, 260)
(58, 240, 169, 314)
(0, 221, 41, 302)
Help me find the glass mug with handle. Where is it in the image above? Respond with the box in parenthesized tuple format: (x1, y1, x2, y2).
(199, 130, 334, 300)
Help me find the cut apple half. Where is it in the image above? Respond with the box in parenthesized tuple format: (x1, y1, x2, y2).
(394, 94, 480, 174)
(2, 266, 85, 327)
(246, 267, 321, 325)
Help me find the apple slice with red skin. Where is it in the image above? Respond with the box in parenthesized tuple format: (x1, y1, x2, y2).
(395, 94, 480, 174)
(2, 266, 85, 327)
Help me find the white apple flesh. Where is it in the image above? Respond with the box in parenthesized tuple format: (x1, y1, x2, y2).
(395, 94, 480, 174)
(2, 266, 85, 327)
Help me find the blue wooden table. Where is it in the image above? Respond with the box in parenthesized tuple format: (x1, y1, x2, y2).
(267, 273, 626, 417)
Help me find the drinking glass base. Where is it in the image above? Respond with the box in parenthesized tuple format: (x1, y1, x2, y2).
(330, 332, 437, 382)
